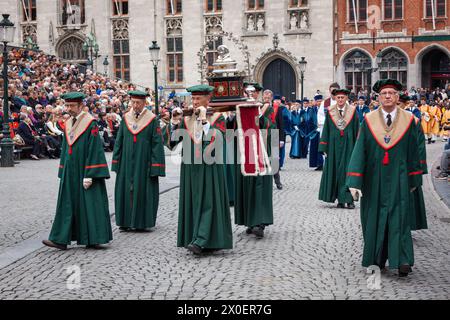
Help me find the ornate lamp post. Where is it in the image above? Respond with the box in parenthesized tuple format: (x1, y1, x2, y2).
(299, 56, 307, 108)
(149, 40, 161, 116)
(82, 32, 99, 72)
(103, 56, 109, 76)
(0, 14, 16, 167)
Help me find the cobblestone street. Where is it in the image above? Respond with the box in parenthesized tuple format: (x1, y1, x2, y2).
(0, 142, 449, 300)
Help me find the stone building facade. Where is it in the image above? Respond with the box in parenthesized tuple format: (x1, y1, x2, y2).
(1, 0, 334, 100)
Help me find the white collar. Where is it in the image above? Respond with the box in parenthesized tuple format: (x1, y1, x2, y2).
(381, 107, 397, 120)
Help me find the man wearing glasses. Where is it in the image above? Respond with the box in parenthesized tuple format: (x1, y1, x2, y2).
(346, 79, 423, 277)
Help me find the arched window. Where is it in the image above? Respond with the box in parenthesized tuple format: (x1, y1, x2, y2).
(58, 37, 87, 61)
(344, 50, 372, 94)
(379, 49, 408, 87)
(59, 0, 85, 26)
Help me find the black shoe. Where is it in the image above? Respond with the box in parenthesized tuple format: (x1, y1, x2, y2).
(119, 227, 131, 232)
(398, 264, 412, 277)
(276, 183, 283, 190)
(315, 166, 323, 171)
(187, 243, 202, 255)
(42, 239, 67, 250)
(347, 203, 355, 209)
(337, 203, 345, 209)
(245, 227, 253, 234)
(252, 226, 264, 238)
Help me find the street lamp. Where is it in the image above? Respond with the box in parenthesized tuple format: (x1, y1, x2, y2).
(149, 40, 161, 116)
(0, 14, 16, 167)
(103, 56, 109, 76)
(82, 32, 99, 72)
(299, 56, 307, 108)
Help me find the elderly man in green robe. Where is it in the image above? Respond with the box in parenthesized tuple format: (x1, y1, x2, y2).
(42, 92, 112, 250)
(112, 91, 165, 231)
(318, 88, 359, 209)
(346, 79, 423, 277)
(163, 85, 232, 255)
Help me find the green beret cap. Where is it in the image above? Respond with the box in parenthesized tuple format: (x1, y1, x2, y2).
(372, 79, 403, 93)
(61, 92, 86, 102)
(186, 85, 215, 96)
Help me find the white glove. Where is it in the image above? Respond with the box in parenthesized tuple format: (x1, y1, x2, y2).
(323, 152, 327, 158)
(294, 126, 299, 131)
(196, 106, 207, 122)
(280, 141, 285, 148)
(83, 178, 93, 190)
(410, 187, 417, 193)
(349, 188, 362, 201)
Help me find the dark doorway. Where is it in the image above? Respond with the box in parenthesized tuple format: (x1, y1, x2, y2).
(421, 49, 450, 89)
(262, 58, 297, 102)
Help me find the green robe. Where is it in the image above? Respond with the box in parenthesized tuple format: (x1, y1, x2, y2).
(346, 108, 423, 268)
(49, 115, 112, 246)
(318, 104, 359, 204)
(234, 106, 274, 228)
(164, 113, 233, 250)
(410, 118, 428, 231)
(112, 109, 166, 229)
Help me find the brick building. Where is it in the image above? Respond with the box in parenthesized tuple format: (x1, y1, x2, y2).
(334, 0, 450, 94)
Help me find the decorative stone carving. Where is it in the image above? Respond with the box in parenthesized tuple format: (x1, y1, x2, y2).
(256, 14, 265, 32)
(300, 11, 308, 29)
(166, 18, 182, 36)
(205, 15, 223, 35)
(22, 23, 37, 43)
(290, 13, 298, 30)
(247, 15, 255, 32)
(112, 18, 129, 40)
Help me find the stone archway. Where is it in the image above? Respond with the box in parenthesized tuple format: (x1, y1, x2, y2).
(253, 48, 300, 100)
(262, 58, 297, 101)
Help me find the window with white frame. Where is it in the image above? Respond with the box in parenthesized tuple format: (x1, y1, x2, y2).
(348, 0, 367, 22)
(384, 0, 403, 20)
(425, 0, 446, 18)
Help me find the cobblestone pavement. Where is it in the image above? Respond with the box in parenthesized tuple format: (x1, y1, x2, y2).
(0, 142, 449, 300)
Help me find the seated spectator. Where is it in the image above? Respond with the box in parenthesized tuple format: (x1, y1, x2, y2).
(17, 114, 42, 160)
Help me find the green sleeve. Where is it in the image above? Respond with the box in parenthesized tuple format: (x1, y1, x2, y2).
(84, 122, 110, 179)
(149, 121, 166, 177)
(112, 121, 124, 172)
(318, 115, 330, 154)
(416, 120, 428, 174)
(346, 122, 366, 190)
(58, 135, 67, 178)
(407, 123, 423, 188)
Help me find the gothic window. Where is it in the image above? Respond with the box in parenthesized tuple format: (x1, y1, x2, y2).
(167, 0, 182, 15)
(22, 0, 37, 22)
(344, 50, 372, 93)
(112, 0, 129, 16)
(248, 0, 264, 10)
(205, 0, 222, 13)
(112, 18, 130, 81)
(167, 37, 183, 83)
(60, 0, 85, 25)
(59, 37, 87, 60)
(379, 49, 408, 87)
(384, 0, 403, 20)
(425, 0, 446, 18)
(290, 0, 308, 7)
(348, 0, 367, 22)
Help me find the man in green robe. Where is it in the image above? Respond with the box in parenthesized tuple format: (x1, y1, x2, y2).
(318, 88, 359, 209)
(42, 92, 112, 250)
(232, 85, 274, 239)
(399, 94, 428, 231)
(112, 91, 166, 231)
(164, 85, 232, 254)
(346, 79, 423, 277)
